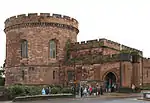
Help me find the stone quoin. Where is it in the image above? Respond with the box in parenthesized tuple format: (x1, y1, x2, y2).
(4, 13, 150, 88)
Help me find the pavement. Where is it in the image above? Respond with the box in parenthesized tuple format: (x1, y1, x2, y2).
(76, 92, 142, 99)
(0, 93, 143, 103)
(1, 97, 150, 103)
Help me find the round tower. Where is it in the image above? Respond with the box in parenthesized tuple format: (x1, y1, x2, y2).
(4, 13, 79, 85)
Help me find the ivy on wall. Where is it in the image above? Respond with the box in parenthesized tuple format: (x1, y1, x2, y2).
(64, 39, 71, 62)
(64, 41, 142, 65)
(65, 54, 120, 65)
(120, 50, 141, 63)
(120, 50, 139, 55)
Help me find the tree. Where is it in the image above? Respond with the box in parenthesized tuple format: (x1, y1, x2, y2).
(0, 60, 5, 86)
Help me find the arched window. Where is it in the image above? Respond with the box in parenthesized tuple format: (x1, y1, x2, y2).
(50, 40, 56, 58)
(67, 71, 73, 81)
(21, 40, 28, 58)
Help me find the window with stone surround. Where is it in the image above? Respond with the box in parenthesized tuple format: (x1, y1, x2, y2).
(67, 71, 73, 81)
(53, 71, 55, 79)
(21, 40, 28, 58)
(50, 40, 56, 58)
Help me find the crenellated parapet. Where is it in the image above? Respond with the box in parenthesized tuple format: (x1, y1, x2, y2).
(103, 39, 142, 55)
(103, 39, 121, 50)
(143, 57, 150, 61)
(143, 57, 150, 68)
(69, 38, 143, 58)
(121, 45, 142, 56)
(70, 39, 104, 50)
(70, 38, 119, 51)
(4, 13, 79, 33)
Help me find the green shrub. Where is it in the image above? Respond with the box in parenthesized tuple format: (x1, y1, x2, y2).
(141, 85, 150, 90)
(61, 88, 73, 94)
(6, 85, 43, 99)
(118, 87, 133, 93)
(118, 87, 141, 93)
(24, 86, 42, 96)
(135, 87, 141, 93)
(48, 85, 62, 89)
(7, 85, 26, 99)
(0, 77, 5, 86)
(53, 85, 62, 89)
(51, 87, 61, 94)
(5, 85, 72, 100)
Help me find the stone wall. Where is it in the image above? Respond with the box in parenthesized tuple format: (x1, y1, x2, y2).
(4, 12, 148, 87)
(5, 66, 60, 86)
(70, 38, 142, 55)
(100, 62, 120, 81)
(121, 61, 132, 87)
(5, 13, 79, 85)
(102, 48, 119, 55)
(63, 62, 120, 85)
(143, 58, 150, 85)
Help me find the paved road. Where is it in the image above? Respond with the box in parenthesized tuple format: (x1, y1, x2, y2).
(2, 98, 149, 103)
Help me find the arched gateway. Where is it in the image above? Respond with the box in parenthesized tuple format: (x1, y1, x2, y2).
(103, 72, 118, 92)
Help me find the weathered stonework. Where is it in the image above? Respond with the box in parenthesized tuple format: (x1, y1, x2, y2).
(143, 58, 150, 85)
(4, 13, 78, 86)
(4, 13, 150, 88)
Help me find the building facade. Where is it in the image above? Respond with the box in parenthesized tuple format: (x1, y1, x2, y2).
(4, 13, 150, 88)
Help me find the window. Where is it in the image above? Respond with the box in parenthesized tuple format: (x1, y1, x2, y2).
(50, 40, 56, 58)
(53, 71, 55, 79)
(22, 70, 25, 80)
(21, 40, 28, 58)
(147, 70, 149, 78)
(21, 63, 25, 80)
(130, 56, 132, 62)
(68, 71, 73, 81)
(29, 67, 35, 71)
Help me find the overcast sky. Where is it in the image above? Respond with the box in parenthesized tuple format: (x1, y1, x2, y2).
(0, 0, 150, 66)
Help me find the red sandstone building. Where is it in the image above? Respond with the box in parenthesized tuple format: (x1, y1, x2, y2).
(4, 13, 150, 88)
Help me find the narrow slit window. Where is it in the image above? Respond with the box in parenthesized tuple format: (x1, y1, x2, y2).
(50, 40, 56, 58)
(53, 71, 55, 79)
(21, 40, 28, 58)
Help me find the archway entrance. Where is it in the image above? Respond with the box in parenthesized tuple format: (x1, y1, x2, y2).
(104, 72, 117, 92)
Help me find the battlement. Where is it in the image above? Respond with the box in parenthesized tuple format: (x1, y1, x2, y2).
(71, 39, 106, 50)
(70, 38, 142, 55)
(71, 38, 121, 50)
(143, 57, 150, 66)
(121, 45, 142, 55)
(73, 39, 104, 45)
(143, 57, 150, 60)
(4, 13, 78, 32)
(76, 39, 108, 44)
(104, 39, 142, 54)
